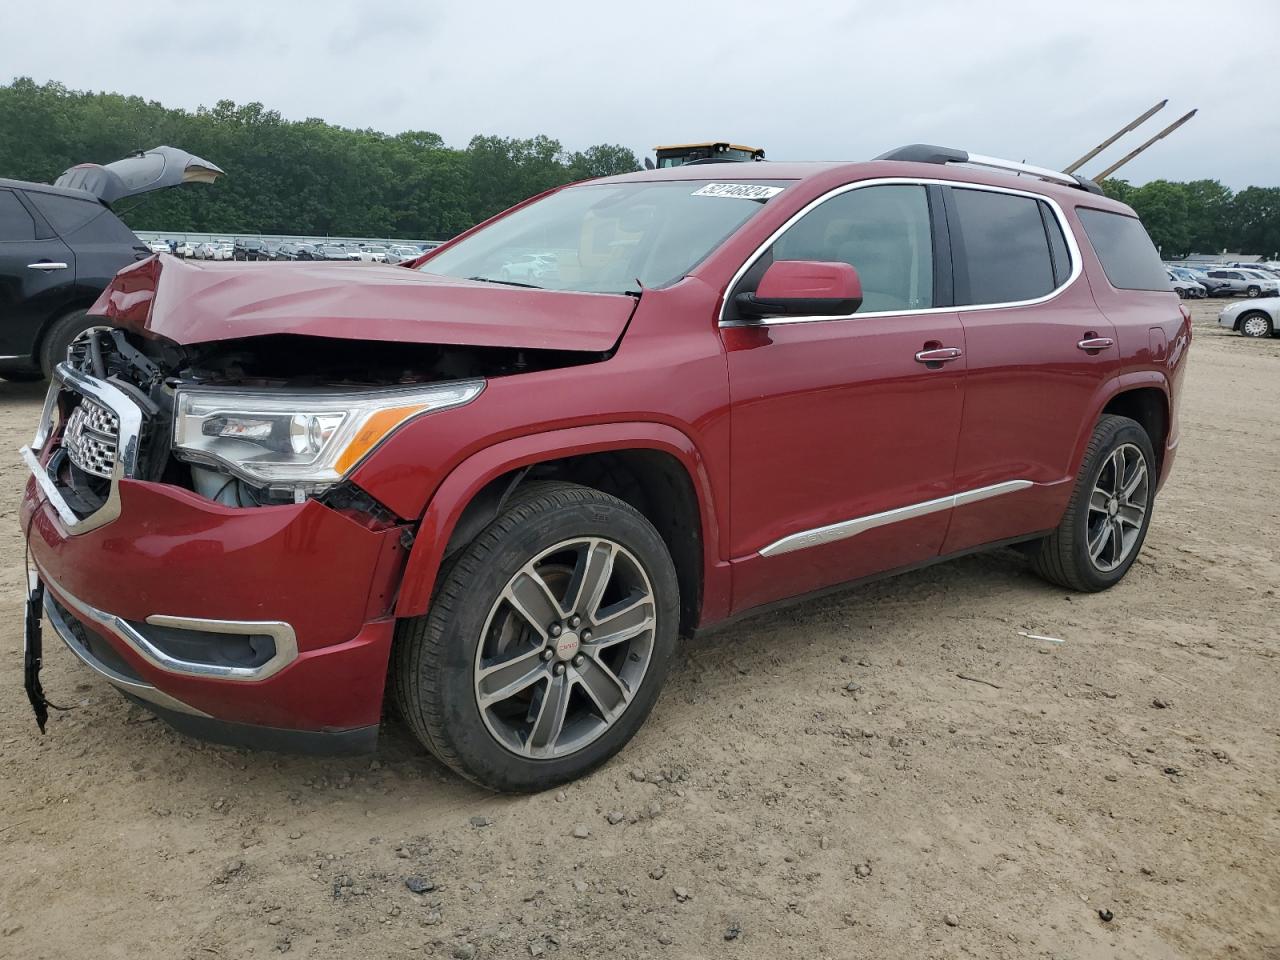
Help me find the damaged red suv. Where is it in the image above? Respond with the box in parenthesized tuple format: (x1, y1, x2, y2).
(21, 146, 1191, 791)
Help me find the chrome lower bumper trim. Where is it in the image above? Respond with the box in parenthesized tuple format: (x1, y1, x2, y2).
(759, 479, 1035, 557)
(39, 574, 299, 682)
(43, 592, 210, 718)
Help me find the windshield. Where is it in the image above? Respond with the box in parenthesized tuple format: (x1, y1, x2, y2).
(420, 179, 790, 294)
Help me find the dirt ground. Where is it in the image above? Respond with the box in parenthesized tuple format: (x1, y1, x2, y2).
(0, 299, 1277, 960)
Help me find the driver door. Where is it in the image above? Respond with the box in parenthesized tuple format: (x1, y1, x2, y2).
(721, 182, 967, 613)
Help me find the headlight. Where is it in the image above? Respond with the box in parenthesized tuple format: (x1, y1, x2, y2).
(173, 380, 484, 488)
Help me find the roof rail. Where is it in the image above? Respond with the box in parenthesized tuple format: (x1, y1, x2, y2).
(874, 144, 1105, 196)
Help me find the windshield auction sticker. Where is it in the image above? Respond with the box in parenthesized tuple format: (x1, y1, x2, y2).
(691, 183, 785, 200)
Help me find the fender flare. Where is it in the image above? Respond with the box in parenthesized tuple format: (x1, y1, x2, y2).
(1068, 370, 1171, 477)
(393, 421, 725, 619)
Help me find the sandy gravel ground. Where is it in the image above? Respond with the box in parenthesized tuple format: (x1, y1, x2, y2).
(0, 299, 1277, 960)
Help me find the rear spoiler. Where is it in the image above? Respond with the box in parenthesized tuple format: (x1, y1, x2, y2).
(54, 145, 223, 205)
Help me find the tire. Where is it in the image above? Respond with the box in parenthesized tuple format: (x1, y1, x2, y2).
(1238, 311, 1273, 338)
(1031, 415, 1156, 592)
(1246, 285, 1261, 298)
(393, 481, 680, 792)
(39, 309, 105, 379)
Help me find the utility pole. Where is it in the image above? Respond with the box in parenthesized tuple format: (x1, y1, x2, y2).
(1063, 100, 1167, 174)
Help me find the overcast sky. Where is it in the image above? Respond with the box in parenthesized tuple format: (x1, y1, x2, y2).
(9, 0, 1278, 189)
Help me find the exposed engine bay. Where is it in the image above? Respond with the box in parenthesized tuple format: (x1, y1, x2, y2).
(55, 328, 604, 512)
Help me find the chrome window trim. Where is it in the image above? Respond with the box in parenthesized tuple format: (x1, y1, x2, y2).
(717, 177, 1083, 328)
(37, 571, 299, 682)
(759, 480, 1033, 557)
(22, 362, 142, 535)
(43, 591, 211, 718)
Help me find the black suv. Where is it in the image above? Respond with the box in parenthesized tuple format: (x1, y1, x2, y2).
(233, 238, 269, 261)
(0, 146, 221, 380)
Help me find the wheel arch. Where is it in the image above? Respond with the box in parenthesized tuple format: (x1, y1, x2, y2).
(394, 423, 727, 634)
(1072, 375, 1170, 483)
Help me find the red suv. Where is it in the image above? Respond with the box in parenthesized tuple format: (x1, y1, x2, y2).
(20, 145, 1191, 791)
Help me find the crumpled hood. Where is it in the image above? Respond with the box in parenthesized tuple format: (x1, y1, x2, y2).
(89, 255, 637, 352)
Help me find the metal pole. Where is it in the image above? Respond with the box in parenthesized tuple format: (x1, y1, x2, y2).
(1092, 109, 1198, 182)
(1063, 99, 1168, 174)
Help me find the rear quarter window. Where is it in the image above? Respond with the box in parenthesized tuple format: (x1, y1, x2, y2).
(1076, 208, 1169, 292)
(0, 189, 36, 241)
(26, 191, 106, 236)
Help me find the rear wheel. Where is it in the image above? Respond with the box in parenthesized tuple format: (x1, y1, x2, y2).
(1239, 312, 1274, 338)
(1032, 415, 1156, 592)
(394, 482, 679, 792)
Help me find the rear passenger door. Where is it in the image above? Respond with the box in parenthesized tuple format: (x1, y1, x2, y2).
(941, 184, 1118, 555)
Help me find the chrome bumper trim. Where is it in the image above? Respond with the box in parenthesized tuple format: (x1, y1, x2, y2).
(43, 592, 210, 718)
(40, 574, 299, 683)
(22, 362, 142, 536)
(760, 479, 1034, 557)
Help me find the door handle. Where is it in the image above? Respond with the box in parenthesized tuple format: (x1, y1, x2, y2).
(1077, 337, 1114, 351)
(27, 262, 69, 271)
(914, 347, 963, 363)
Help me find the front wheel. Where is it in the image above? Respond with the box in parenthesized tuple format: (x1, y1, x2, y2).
(1239, 312, 1274, 338)
(1246, 285, 1261, 298)
(1031, 415, 1156, 592)
(393, 482, 679, 792)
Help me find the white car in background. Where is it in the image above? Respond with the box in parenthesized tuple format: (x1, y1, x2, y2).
(1219, 298, 1280, 338)
(351, 245, 388, 262)
(147, 238, 170, 254)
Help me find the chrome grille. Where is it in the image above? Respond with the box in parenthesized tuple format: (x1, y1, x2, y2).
(63, 397, 120, 479)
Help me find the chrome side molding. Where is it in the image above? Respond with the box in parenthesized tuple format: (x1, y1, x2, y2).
(759, 480, 1034, 557)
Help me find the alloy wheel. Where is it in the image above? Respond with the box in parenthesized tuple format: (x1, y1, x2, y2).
(1087, 443, 1149, 573)
(473, 537, 657, 760)
(1241, 314, 1271, 338)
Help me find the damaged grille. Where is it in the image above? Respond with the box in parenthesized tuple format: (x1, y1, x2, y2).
(62, 397, 120, 479)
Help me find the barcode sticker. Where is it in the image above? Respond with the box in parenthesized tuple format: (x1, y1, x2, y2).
(691, 183, 784, 201)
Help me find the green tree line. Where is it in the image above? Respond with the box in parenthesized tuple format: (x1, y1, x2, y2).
(0, 78, 641, 239)
(3, 78, 1277, 254)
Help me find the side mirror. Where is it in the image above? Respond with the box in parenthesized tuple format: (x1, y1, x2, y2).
(734, 260, 862, 320)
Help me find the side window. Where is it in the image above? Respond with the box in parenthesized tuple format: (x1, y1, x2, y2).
(26, 191, 104, 237)
(0, 190, 36, 242)
(950, 188, 1057, 305)
(740, 184, 934, 314)
(1076, 208, 1170, 291)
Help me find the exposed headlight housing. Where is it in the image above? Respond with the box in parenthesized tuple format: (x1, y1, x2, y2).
(173, 380, 484, 489)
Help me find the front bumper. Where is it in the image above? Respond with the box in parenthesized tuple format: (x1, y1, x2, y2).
(20, 367, 410, 746)
(23, 475, 406, 737)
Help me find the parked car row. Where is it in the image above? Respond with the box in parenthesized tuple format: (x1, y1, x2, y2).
(1164, 262, 1280, 298)
(146, 236, 440, 264)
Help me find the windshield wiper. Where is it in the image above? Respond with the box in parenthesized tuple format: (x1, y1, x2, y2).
(466, 275, 543, 289)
